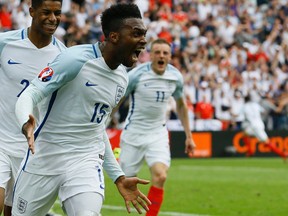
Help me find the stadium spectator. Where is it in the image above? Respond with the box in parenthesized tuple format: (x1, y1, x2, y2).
(0, 0, 66, 215)
(158, 26, 173, 43)
(172, 4, 188, 27)
(197, 0, 212, 22)
(230, 90, 245, 130)
(13, 3, 150, 216)
(0, 3, 12, 31)
(11, 0, 31, 29)
(217, 18, 237, 47)
(195, 80, 213, 104)
(213, 89, 232, 130)
(273, 79, 288, 130)
(119, 38, 196, 216)
(195, 94, 214, 120)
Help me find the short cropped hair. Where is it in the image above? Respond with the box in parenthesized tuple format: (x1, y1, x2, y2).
(151, 38, 171, 49)
(101, 3, 142, 38)
(31, 0, 63, 9)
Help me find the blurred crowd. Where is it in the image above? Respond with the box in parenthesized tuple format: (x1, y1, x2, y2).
(1, 0, 288, 131)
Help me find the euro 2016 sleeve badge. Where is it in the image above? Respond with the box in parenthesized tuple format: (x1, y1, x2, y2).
(38, 67, 54, 82)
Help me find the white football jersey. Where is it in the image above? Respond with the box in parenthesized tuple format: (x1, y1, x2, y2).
(19, 42, 128, 175)
(0, 29, 66, 157)
(242, 101, 265, 129)
(123, 62, 184, 133)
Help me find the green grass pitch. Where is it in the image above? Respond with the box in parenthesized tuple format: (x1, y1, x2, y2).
(8, 157, 288, 216)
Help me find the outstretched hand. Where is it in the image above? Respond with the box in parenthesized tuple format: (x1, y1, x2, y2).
(186, 137, 196, 157)
(22, 114, 36, 154)
(115, 176, 151, 214)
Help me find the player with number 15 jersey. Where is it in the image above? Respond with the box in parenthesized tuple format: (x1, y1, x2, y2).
(16, 42, 128, 176)
(13, 3, 150, 216)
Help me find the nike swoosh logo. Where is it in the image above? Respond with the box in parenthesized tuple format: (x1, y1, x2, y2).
(85, 81, 97, 87)
(8, 59, 21, 65)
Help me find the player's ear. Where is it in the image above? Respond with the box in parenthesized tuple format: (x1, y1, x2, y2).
(29, 7, 34, 18)
(109, 32, 119, 44)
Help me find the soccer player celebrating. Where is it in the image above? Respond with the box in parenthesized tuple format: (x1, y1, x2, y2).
(119, 38, 196, 216)
(0, 1, 66, 215)
(13, 3, 150, 216)
(242, 93, 287, 159)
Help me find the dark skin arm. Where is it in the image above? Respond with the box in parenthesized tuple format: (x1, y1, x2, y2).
(22, 114, 36, 154)
(115, 176, 151, 214)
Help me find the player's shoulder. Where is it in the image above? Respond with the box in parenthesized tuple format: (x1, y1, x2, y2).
(128, 62, 151, 77)
(65, 43, 93, 52)
(52, 36, 67, 51)
(166, 64, 183, 80)
(131, 62, 151, 73)
(166, 64, 181, 74)
(59, 44, 99, 62)
(0, 29, 25, 45)
(0, 29, 26, 54)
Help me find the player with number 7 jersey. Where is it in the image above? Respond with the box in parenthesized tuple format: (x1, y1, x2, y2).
(0, 29, 66, 158)
(0, 21, 66, 215)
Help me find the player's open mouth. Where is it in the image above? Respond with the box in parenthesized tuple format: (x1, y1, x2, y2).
(135, 50, 141, 57)
(132, 48, 144, 62)
(158, 60, 165, 65)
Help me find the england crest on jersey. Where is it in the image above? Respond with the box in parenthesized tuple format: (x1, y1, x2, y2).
(38, 67, 54, 82)
(115, 85, 125, 104)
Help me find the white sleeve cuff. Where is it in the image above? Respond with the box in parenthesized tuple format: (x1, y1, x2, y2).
(15, 84, 45, 128)
(102, 131, 125, 182)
